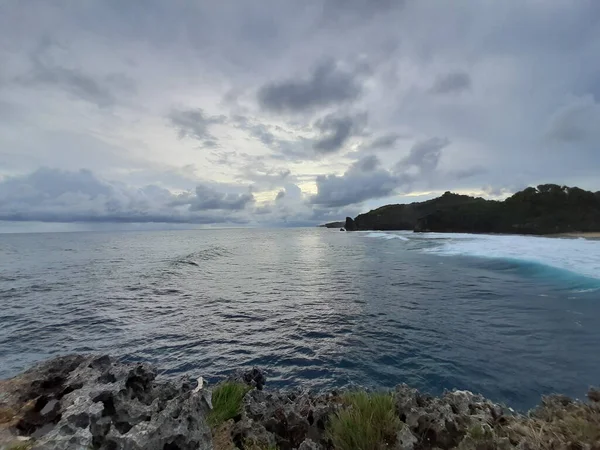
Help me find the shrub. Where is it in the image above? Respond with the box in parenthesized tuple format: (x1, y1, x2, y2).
(327, 391, 400, 450)
(208, 382, 251, 428)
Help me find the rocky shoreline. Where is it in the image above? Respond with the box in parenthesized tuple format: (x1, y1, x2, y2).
(1, 355, 598, 450)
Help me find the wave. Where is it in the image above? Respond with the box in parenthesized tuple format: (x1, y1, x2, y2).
(362, 232, 410, 241)
(422, 233, 600, 286)
(173, 246, 232, 267)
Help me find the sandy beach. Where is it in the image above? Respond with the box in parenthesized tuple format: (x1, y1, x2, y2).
(551, 232, 600, 239)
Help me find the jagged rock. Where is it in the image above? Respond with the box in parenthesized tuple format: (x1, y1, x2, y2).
(0, 355, 212, 450)
(232, 417, 277, 449)
(234, 389, 339, 450)
(233, 368, 266, 391)
(344, 217, 357, 231)
(395, 385, 505, 449)
(4, 356, 600, 450)
(395, 425, 417, 450)
(298, 437, 321, 450)
(588, 387, 600, 403)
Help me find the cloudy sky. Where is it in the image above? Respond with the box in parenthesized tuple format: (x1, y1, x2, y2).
(1, 0, 599, 231)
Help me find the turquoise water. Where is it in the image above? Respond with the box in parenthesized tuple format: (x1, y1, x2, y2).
(0, 228, 598, 410)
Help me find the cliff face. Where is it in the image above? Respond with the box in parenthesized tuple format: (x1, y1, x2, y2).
(353, 184, 600, 235)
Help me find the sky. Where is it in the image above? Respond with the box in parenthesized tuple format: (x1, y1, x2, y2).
(1, 0, 599, 231)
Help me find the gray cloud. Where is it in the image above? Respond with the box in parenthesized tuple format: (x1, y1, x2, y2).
(429, 71, 472, 95)
(238, 161, 292, 189)
(546, 95, 600, 143)
(0, 168, 252, 223)
(313, 112, 367, 153)
(351, 154, 380, 172)
(363, 133, 404, 150)
(452, 166, 488, 180)
(397, 137, 451, 174)
(15, 42, 134, 108)
(168, 108, 227, 144)
(232, 115, 310, 160)
(2, 1, 600, 228)
(233, 115, 278, 147)
(185, 184, 254, 211)
(233, 112, 366, 159)
(311, 170, 398, 208)
(311, 137, 450, 208)
(257, 60, 364, 113)
(311, 155, 399, 207)
(322, 0, 397, 21)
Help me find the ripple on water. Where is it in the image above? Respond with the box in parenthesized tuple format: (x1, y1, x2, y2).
(0, 229, 599, 411)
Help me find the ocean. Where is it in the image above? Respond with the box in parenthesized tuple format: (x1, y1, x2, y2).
(0, 228, 599, 410)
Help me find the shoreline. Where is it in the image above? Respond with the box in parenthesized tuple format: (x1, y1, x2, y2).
(1, 355, 599, 449)
(549, 232, 600, 239)
(350, 228, 600, 239)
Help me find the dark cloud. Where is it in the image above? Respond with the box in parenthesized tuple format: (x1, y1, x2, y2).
(397, 137, 450, 174)
(186, 184, 254, 211)
(310, 137, 450, 208)
(275, 190, 285, 201)
(311, 170, 398, 208)
(430, 72, 472, 95)
(313, 112, 367, 153)
(257, 60, 364, 113)
(351, 154, 380, 172)
(311, 155, 399, 207)
(0, 168, 252, 223)
(234, 113, 367, 160)
(168, 108, 227, 145)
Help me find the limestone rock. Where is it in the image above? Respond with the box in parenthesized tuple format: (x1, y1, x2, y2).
(298, 437, 321, 450)
(395, 384, 506, 449)
(395, 425, 417, 450)
(234, 389, 339, 450)
(588, 386, 600, 403)
(232, 368, 266, 391)
(0, 355, 212, 450)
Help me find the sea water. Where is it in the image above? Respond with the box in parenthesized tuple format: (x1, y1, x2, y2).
(0, 228, 598, 410)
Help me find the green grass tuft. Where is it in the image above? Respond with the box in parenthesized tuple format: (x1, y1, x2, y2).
(208, 381, 251, 428)
(327, 391, 400, 450)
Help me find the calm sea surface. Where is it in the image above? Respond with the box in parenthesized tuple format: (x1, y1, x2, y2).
(1, 228, 599, 410)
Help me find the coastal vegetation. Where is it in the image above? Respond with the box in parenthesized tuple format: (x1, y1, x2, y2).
(327, 392, 399, 450)
(347, 184, 600, 235)
(209, 382, 251, 428)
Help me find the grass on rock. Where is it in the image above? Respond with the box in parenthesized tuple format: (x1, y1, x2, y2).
(327, 391, 400, 450)
(208, 381, 251, 428)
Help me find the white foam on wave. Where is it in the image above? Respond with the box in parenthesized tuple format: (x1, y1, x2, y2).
(422, 234, 600, 280)
(363, 232, 410, 241)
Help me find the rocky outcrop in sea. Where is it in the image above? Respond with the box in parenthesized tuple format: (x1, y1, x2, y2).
(1, 355, 598, 450)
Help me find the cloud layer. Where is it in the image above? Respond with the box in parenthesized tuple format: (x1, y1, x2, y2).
(1, 1, 599, 228)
